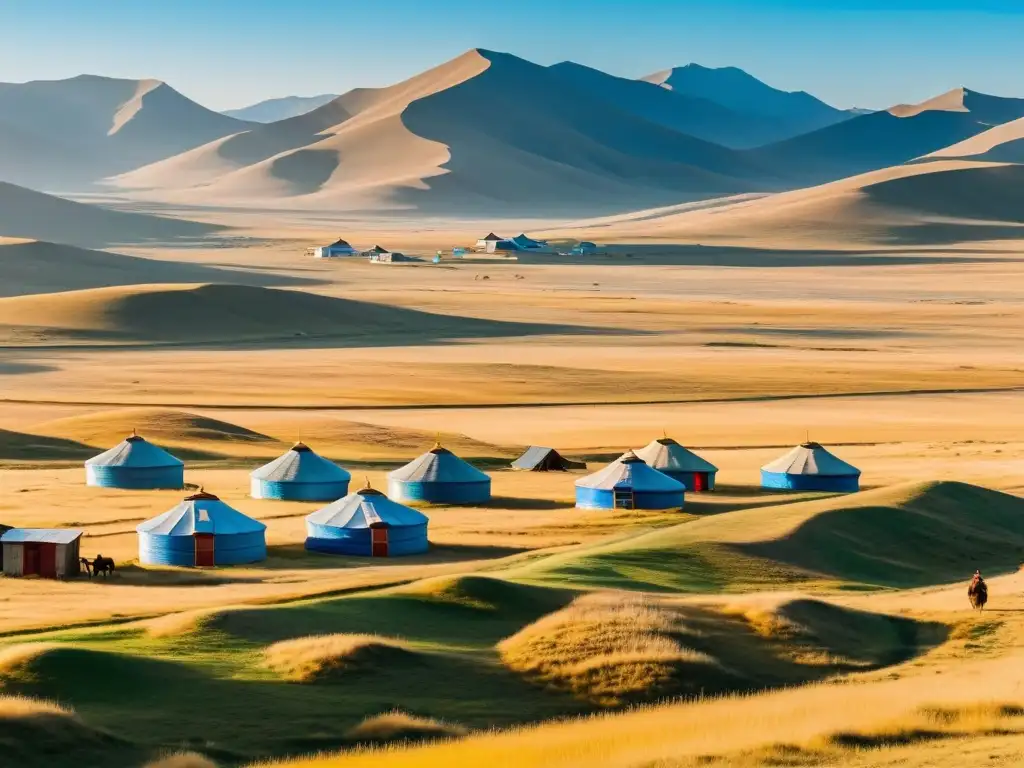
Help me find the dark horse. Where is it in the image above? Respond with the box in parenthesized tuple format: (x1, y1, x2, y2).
(81, 555, 116, 579)
(968, 570, 988, 610)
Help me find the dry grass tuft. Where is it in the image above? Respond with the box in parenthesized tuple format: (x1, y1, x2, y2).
(144, 609, 228, 639)
(498, 593, 722, 706)
(263, 634, 416, 682)
(142, 753, 218, 768)
(0, 643, 61, 677)
(0, 693, 75, 719)
(345, 711, 467, 745)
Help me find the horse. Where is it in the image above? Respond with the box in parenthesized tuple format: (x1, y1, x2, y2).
(968, 571, 988, 610)
(83, 555, 115, 579)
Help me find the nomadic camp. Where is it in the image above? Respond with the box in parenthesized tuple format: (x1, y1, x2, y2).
(635, 437, 718, 491)
(85, 432, 184, 490)
(761, 442, 862, 492)
(312, 238, 357, 258)
(512, 446, 586, 472)
(575, 450, 685, 510)
(250, 442, 351, 501)
(1, 528, 83, 578)
(137, 490, 267, 567)
(305, 483, 429, 557)
(388, 445, 491, 504)
(365, 245, 417, 263)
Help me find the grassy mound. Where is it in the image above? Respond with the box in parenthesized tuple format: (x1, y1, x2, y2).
(508, 481, 1024, 591)
(500, 593, 939, 707)
(344, 711, 466, 745)
(395, 575, 574, 613)
(263, 634, 420, 682)
(0, 428, 95, 462)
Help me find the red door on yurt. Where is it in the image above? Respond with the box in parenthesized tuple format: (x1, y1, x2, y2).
(23, 543, 41, 576)
(371, 527, 389, 557)
(194, 534, 215, 567)
(692, 473, 708, 492)
(38, 543, 57, 578)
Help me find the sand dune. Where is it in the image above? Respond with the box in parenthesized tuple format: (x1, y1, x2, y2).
(114, 49, 780, 215)
(0, 239, 282, 299)
(222, 94, 340, 122)
(752, 87, 1024, 183)
(0, 74, 250, 189)
(640, 63, 850, 141)
(0, 181, 219, 248)
(0, 283, 570, 346)
(924, 116, 1024, 163)
(570, 158, 1024, 246)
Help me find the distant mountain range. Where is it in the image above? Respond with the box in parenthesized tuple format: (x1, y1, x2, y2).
(2, 51, 1023, 218)
(222, 94, 339, 123)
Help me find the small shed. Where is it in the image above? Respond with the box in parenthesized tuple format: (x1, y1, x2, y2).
(635, 437, 718, 491)
(575, 451, 685, 510)
(250, 442, 351, 501)
(1, 529, 83, 578)
(306, 483, 429, 557)
(85, 432, 184, 490)
(314, 238, 357, 258)
(388, 445, 491, 504)
(137, 490, 267, 567)
(761, 442, 861, 492)
(512, 446, 585, 472)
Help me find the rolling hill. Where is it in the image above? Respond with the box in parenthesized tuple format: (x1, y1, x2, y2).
(923, 116, 1024, 163)
(752, 87, 1024, 184)
(223, 94, 340, 122)
(0, 181, 220, 248)
(641, 63, 852, 141)
(0, 74, 251, 189)
(113, 49, 783, 215)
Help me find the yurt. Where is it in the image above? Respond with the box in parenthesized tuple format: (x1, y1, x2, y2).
(314, 238, 357, 258)
(761, 442, 861, 492)
(85, 431, 184, 490)
(250, 442, 350, 501)
(388, 445, 491, 504)
(575, 451, 685, 510)
(305, 483, 429, 557)
(635, 437, 718, 491)
(137, 490, 266, 567)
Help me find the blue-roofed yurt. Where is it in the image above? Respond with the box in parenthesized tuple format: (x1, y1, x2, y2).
(388, 445, 491, 504)
(250, 442, 351, 501)
(761, 442, 861, 492)
(576, 450, 685, 510)
(85, 431, 184, 490)
(306, 483, 429, 557)
(137, 490, 266, 567)
(635, 437, 718, 491)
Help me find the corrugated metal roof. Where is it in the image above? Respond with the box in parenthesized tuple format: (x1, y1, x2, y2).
(2, 528, 83, 544)
(761, 442, 860, 476)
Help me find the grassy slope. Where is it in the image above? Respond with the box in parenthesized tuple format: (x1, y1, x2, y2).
(504, 481, 1024, 591)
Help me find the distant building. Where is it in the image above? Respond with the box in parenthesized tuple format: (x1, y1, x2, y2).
(85, 431, 184, 490)
(475, 233, 504, 251)
(365, 245, 417, 263)
(313, 238, 357, 258)
(1, 529, 83, 578)
(761, 442, 861, 492)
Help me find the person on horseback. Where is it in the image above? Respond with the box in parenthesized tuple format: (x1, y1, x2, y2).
(968, 569, 988, 610)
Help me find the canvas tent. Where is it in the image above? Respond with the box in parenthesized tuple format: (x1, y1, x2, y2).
(575, 451, 685, 510)
(85, 432, 184, 490)
(511, 446, 585, 472)
(511, 234, 550, 251)
(635, 437, 718, 491)
(761, 442, 861, 492)
(388, 445, 491, 504)
(305, 484, 429, 557)
(250, 442, 351, 501)
(365, 245, 416, 263)
(137, 490, 267, 567)
(571, 241, 598, 255)
(1, 528, 82, 578)
(314, 238, 357, 258)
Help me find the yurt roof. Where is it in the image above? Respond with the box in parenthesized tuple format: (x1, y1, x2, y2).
(329, 238, 353, 248)
(85, 433, 183, 468)
(480, 232, 502, 241)
(635, 438, 718, 473)
(761, 442, 860, 477)
(250, 443, 351, 484)
(389, 446, 490, 484)
(137, 491, 266, 536)
(307, 486, 428, 530)
(366, 244, 390, 253)
(576, 450, 684, 492)
(1, 528, 83, 544)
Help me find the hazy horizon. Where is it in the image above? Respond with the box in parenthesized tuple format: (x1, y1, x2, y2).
(1, 0, 1023, 112)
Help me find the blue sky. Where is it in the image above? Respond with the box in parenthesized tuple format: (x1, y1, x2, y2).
(0, 0, 1021, 110)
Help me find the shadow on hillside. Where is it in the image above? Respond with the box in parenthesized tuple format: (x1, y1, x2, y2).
(488, 495, 573, 511)
(263, 541, 528, 569)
